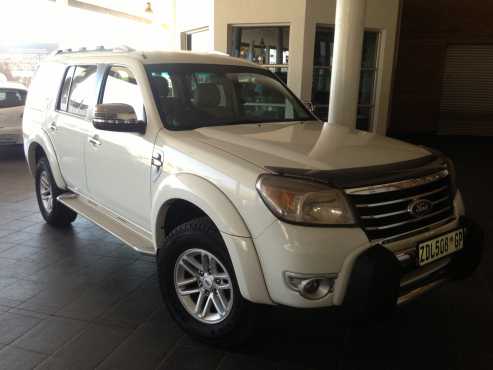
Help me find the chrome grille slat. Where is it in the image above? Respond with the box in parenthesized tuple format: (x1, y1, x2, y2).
(379, 216, 456, 244)
(346, 171, 455, 241)
(360, 196, 451, 220)
(354, 186, 448, 208)
(364, 206, 452, 231)
(345, 169, 448, 195)
(361, 209, 409, 219)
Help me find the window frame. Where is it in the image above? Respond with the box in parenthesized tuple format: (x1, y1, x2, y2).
(56, 65, 76, 113)
(98, 64, 147, 124)
(228, 24, 290, 77)
(183, 26, 210, 51)
(55, 64, 99, 120)
(311, 25, 381, 130)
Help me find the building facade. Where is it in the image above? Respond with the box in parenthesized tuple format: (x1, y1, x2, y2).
(174, 0, 401, 135)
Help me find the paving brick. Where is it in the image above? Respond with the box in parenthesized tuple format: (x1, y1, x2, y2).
(0, 346, 46, 370)
(13, 317, 87, 354)
(35, 324, 130, 370)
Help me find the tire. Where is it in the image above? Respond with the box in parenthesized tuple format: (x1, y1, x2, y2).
(35, 157, 77, 227)
(157, 217, 256, 346)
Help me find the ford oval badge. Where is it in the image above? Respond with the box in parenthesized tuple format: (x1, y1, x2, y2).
(408, 199, 433, 217)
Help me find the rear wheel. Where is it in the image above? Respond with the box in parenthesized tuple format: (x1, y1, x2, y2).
(157, 217, 255, 346)
(35, 157, 77, 227)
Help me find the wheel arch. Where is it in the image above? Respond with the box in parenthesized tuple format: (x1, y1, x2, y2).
(26, 132, 67, 189)
(152, 173, 251, 248)
(151, 174, 273, 305)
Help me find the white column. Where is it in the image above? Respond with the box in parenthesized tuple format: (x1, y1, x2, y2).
(328, 0, 367, 127)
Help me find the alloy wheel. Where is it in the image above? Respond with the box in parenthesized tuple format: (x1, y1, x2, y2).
(174, 248, 234, 324)
(39, 171, 53, 213)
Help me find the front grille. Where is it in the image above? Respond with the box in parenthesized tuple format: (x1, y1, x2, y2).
(346, 170, 455, 241)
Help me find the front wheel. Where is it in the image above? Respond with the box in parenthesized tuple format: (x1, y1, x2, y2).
(35, 157, 77, 227)
(157, 217, 256, 346)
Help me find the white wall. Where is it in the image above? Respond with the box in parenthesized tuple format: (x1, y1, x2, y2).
(175, 0, 400, 134)
(174, 0, 214, 50)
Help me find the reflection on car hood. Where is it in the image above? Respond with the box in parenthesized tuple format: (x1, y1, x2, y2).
(195, 121, 431, 171)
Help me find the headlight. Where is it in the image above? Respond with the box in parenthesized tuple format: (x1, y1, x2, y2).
(256, 175, 356, 225)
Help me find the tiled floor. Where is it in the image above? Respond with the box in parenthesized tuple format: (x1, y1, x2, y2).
(0, 137, 491, 370)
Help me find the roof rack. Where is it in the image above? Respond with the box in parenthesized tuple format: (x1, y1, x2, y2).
(53, 45, 135, 55)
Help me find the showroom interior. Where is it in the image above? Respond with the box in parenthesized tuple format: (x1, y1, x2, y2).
(0, 0, 491, 369)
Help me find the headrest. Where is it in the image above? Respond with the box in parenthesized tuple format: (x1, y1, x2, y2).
(194, 83, 221, 108)
(151, 76, 169, 99)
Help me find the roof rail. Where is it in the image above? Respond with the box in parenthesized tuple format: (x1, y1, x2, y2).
(53, 45, 135, 55)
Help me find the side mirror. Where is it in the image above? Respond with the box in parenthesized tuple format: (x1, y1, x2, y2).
(92, 103, 146, 134)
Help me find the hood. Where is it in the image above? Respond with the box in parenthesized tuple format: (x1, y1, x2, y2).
(195, 122, 431, 171)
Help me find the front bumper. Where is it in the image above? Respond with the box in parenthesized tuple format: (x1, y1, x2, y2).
(343, 217, 483, 318)
(397, 217, 483, 304)
(251, 189, 482, 311)
(343, 217, 483, 317)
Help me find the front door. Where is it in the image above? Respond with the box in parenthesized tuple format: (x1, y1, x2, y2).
(49, 65, 98, 194)
(84, 65, 155, 231)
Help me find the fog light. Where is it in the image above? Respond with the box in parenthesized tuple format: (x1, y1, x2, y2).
(284, 272, 337, 300)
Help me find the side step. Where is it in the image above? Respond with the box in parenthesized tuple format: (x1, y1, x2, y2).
(58, 193, 155, 255)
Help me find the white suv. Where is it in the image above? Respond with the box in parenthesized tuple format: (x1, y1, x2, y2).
(23, 48, 482, 344)
(0, 82, 27, 145)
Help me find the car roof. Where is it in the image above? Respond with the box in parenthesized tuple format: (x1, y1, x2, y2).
(47, 49, 262, 69)
(0, 82, 27, 91)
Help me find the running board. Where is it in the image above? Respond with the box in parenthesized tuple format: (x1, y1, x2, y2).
(57, 193, 155, 255)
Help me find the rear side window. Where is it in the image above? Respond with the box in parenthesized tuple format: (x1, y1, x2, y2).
(66, 65, 97, 117)
(58, 66, 75, 111)
(101, 66, 145, 120)
(0, 89, 26, 108)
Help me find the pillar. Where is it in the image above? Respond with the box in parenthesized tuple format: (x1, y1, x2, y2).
(328, 0, 367, 127)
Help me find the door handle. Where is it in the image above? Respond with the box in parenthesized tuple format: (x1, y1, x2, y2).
(151, 152, 163, 168)
(88, 135, 101, 146)
(49, 122, 57, 132)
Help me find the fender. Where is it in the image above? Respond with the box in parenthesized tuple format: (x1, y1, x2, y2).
(25, 129, 67, 190)
(151, 173, 273, 304)
(152, 173, 251, 242)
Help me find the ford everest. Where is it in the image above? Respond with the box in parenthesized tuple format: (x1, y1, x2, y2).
(22, 47, 483, 344)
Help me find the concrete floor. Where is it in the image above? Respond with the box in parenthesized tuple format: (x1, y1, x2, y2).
(0, 137, 491, 370)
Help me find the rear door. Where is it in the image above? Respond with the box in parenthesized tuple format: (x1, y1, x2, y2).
(49, 65, 98, 194)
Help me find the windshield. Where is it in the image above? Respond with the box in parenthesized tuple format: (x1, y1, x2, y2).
(146, 64, 314, 130)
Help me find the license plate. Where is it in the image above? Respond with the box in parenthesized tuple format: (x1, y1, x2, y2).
(417, 228, 464, 266)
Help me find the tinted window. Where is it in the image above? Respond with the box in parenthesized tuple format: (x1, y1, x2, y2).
(58, 66, 75, 111)
(67, 65, 97, 117)
(0, 89, 26, 108)
(147, 64, 313, 130)
(102, 66, 145, 120)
